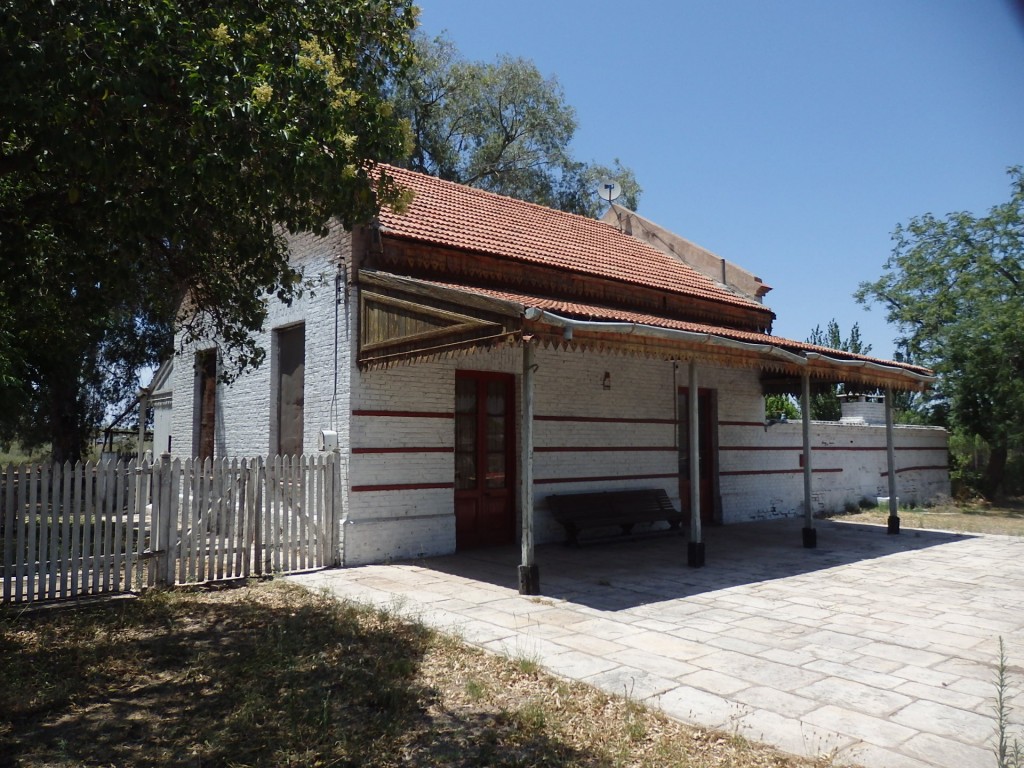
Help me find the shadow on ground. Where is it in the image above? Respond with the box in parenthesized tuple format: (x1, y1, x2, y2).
(0, 584, 610, 768)
(417, 518, 974, 611)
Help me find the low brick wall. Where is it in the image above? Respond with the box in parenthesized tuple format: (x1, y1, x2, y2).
(718, 420, 948, 523)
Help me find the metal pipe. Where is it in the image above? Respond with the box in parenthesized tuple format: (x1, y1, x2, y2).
(804, 351, 935, 385)
(523, 308, 807, 367)
(521, 309, 935, 388)
(885, 388, 900, 534)
(518, 341, 540, 594)
(801, 371, 816, 547)
(137, 388, 150, 462)
(687, 361, 704, 567)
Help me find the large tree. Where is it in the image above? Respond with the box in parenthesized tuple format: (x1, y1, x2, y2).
(0, 0, 416, 462)
(856, 167, 1024, 496)
(390, 34, 641, 217)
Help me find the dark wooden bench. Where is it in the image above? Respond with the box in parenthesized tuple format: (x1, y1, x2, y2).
(546, 488, 684, 546)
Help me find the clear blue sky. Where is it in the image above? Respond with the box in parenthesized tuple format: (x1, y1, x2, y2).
(415, 0, 1024, 360)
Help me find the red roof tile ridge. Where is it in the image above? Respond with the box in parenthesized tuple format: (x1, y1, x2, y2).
(378, 163, 624, 227)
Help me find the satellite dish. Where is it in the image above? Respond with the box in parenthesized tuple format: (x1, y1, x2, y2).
(597, 179, 622, 204)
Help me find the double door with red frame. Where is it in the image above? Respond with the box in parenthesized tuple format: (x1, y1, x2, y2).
(454, 371, 516, 549)
(678, 387, 716, 525)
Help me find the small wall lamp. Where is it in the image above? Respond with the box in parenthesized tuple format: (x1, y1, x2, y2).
(602, 371, 611, 390)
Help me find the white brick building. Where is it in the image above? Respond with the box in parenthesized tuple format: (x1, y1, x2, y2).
(161, 165, 948, 589)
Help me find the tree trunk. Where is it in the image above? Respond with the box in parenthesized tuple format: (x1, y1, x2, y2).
(48, 375, 88, 465)
(981, 439, 1009, 500)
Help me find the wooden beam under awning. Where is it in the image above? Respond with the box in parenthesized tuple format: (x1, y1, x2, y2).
(356, 271, 523, 369)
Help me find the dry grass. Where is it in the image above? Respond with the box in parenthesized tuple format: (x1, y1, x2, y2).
(1, 581, 840, 768)
(828, 499, 1024, 537)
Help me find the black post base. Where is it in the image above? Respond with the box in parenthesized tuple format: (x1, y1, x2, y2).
(887, 515, 901, 535)
(802, 527, 817, 549)
(518, 564, 540, 595)
(687, 541, 706, 568)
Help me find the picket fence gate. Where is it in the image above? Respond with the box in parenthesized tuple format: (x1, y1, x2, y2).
(1, 455, 341, 605)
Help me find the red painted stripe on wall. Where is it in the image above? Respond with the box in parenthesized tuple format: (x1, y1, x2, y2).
(352, 447, 454, 454)
(352, 409, 454, 419)
(535, 415, 677, 425)
(534, 446, 677, 453)
(816, 445, 948, 452)
(720, 445, 948, 453)
(536, 473, 678, 485)
(881, 465, 950, 477)
(719, 445, 802, 452)
(720, 468, 843, 477)
(351, 482, 455, 493)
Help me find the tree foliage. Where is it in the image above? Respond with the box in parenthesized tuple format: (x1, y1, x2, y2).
(765, 394, 800, 422)
(0, 0, 416, 462)
(805, 320, 872, 421)
(390, 34, 641, 217)
(856, 167, 1024, 496)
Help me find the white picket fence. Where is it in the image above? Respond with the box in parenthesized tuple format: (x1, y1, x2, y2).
(1, 455, 341, 604)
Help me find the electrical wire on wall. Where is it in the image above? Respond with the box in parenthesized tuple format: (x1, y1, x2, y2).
(329, 265, 342, 433)
(672, 360, 679, 449)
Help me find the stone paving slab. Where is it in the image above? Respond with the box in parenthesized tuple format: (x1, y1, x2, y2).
(582, 664, 679, 700)
(735, 708, 858, 763)
(291, 519, 1024, 766)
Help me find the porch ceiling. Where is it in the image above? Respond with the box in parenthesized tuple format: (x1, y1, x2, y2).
(356, 270, 934, 392)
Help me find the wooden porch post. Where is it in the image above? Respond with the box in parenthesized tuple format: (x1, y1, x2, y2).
(885, 388, 900, 534)
(801, 371, 817, 548)
(518, 340, 540, 594)
(687, 360, 705, 567)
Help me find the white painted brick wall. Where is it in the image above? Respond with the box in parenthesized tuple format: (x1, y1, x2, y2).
(531, 350, 679, 542)
(719, 420, 949, 522)
(343, 510, 455, 564)
(169, 226, 352, 460)
(343, 347, 521, 564)
(342, 343, 949, 563)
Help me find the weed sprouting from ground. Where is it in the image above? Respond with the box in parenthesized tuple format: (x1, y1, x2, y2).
(463, 677, 488, 701)
(997, 636, 1023, 768)
(510, 648, 542, 675)
(624, 697, 648, 742)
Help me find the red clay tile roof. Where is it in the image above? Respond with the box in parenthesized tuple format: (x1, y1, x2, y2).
(418, 278, 932, 376)
(376, 165, 773, 320)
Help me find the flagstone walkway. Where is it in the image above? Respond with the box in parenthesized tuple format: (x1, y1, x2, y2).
(291, 519, 1024, 767)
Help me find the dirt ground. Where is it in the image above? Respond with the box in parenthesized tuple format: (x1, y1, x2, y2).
(826, 499, 1024, 537)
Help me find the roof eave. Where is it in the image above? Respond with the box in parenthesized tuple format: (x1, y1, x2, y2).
(522, 308, 934, 392)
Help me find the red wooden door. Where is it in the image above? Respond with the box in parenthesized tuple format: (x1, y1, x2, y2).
(454, 372, 516, 548)
(678, 388, 715, 524)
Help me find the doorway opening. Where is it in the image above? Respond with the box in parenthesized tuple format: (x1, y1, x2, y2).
(454, 371, 516, 548)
